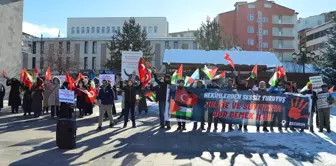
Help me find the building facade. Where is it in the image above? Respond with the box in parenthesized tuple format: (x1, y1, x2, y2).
(216, 0, 298, 61)
(296, 11, 336, 32)
(169, 30, 196, 37)
(0, 0, 24, 80)
(23, 37, 196, 72)
(67, 17, 169, 38)
(306, 20, 335, 56)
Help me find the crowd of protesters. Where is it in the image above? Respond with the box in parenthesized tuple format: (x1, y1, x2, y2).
(0, 68, 334, 134)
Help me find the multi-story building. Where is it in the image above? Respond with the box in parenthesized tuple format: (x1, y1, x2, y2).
(216, 0, 298, 61)
(296, 11, 336, 32)
(67, 17, 169, 38)
(306, 20, 335, 56)
(22, 17, 196, 72)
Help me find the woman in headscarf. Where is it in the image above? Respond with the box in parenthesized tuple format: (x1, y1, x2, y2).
(31, 77, 44, 117)
(48, 77, 61, 118)
(6, 78, 22, 113)
(84, 79, 93, 115)
(75, 79, 87, 118)
(22, 85, 32, 116)
(43, 79, 53, 114)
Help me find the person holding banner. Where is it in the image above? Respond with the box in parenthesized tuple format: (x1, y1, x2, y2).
(207, 80, 225, 131)
(234, 71, 249, 131)
(193, 80, 205, 130)
(223, 78, 235, 132)
(48, 77, 61, 118)
(268, 80, 285, 132)
(119, 79, 142, 128)
(300, 84, 317, 132)
(96, 80, 115, 130)
(171, 80, 188, 130)
(76, 79, 87, 118)
(153, 72, 171, 130)
(256, 81, 269, 132)
(317, 84, 333, 133)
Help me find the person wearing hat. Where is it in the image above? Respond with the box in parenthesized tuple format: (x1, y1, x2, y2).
(317, 84, 333, 133)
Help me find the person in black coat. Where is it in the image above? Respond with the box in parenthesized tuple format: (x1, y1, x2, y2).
(234, 71, 249, 131)
(301, 86, 317, 132)
(76, 79, 87, 118)
(59, 81, 73, 119)
(6, 78, 22, 113)
(119, 79, 141, 128)
(153, 72, 171, 129)
(193, 80, 205, 130)
(0, 81, 5, 111)
(207, 80, 224, 131)
(22, 85, 32, 116)
(31, 78, 44, 118)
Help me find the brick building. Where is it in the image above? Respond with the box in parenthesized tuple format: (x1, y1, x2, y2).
(216, 0, 298, 61)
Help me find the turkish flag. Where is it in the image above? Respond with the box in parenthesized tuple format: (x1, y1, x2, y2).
(175, 89, 197, 106)
(34, 68, 39, 77)
(138, 58, 146, 82)
(142, 68, 151, 88)
(65, 72, 74, 90)
(45, 67, 52, 80)
(224, 53, 235, 69)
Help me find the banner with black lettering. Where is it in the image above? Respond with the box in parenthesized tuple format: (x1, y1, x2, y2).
(166, 86, 312, 129)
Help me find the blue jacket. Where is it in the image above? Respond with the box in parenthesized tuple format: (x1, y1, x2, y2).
(268, 86, 285, 94)
(96, 85, 114, 105)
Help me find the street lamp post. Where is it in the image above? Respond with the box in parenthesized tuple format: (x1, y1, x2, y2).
(292, 45, 316, 74)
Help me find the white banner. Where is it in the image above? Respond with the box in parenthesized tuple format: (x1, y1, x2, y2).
(121, 51, 143, 80)
(59, 89, 75, 104)
(317, 93, 330, 109)
(309, 76, 323, 93)
(99, 74, 115, 85)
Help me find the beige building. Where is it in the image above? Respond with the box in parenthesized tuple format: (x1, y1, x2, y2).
(306, 20, 335, 57)
(22, 37, 196, 72)
(169, 30, 196, 37)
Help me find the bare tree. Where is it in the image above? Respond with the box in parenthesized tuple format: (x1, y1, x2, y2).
(43, 41, 78, 75)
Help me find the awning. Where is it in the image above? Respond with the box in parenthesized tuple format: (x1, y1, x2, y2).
(163, 50, 282, 68)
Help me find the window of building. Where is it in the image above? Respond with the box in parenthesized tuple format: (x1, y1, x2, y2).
(107, 27, 110, 33)
(66, 41, 70, 54)
(71, 27, 75, 34)
(165, 41, 169, 49)
(32, 42, 36, 54)
(154, 26, 158, 33)
(248, 26, 254, 33)
(173, 41, 178, 49)
(248, 14, 254, 21)
(84, 41, 88, 54)
(84, 57, 88, 69)
(264, 3, 272, 8)
(92, 57, 96, 70)
(86, 27, 90, 33)
(76, 27, 80, 34)
(148, 26, 153, 33)
(143, 26, 147, 33)
(263, 42, 268, 48)
(263, 17, 268, 23)
(278, 27, 283, 36)
(32, 57, 36, 69)
(92, 41, 97, 54)
(96, 27, 100, 33)
(117, 26, 121, 32)
(112, 27, 115, 33)
(91, 27, 95, 33)
(248, 4, 255, 8)
(248, 39, 254, 46)
(102, 27, 105, 33)
(278, 40, 283, 48)
(278, 15, 282, 24)
(81, 27, 85, 33)
(193, 42, 198, 50)
(263, 30, 268, 35)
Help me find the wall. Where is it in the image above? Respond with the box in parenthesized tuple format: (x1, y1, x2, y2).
(297, 15, 325, 32)
(0, 0, 24, 98)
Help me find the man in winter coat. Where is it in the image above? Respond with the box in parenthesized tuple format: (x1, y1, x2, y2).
(96, 80, 115, 130)
(301, 84, 317, 132)
(6, 78, 22, 113)
(193, 80, 205, 130)
(153, 72, 171, 129)
(119, 79, 141, 128)
(234, 71, 249, 131)
(317, 84, 333, 133)
(207, 80, 224, 131)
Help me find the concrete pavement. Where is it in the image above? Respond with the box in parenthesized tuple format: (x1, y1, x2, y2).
(0, 102, 335, 166)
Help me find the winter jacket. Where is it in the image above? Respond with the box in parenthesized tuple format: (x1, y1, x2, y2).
(301, 90, 317, 112)
(96, 85, 114, 105)
(119, 81, 141, 106)
(153, 73, 170, 102)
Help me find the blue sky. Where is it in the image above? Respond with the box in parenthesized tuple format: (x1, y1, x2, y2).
(23, 0, 335, 37)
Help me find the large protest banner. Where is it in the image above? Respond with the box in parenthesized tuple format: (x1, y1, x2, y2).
(121, 51, 143, 80)
(166, 86, 312, 129)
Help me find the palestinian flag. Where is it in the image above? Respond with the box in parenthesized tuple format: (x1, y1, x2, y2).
(247, 64, 258, 80)
(184, 69, 200, 86)
(170, 89, 198, 120)
(214, 71, 226, 79)
(300, 81, 312, 93)
(268, 66, 285, 86)
(171, 64, 183, 84)
(145, 92, 156, 102)
(202, 66, 218, 80)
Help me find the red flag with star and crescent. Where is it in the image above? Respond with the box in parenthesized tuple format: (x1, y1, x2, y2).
(138, 58, 151, 88)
